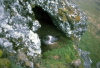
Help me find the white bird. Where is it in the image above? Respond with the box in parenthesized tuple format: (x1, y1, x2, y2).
(42, 35, 58, 45)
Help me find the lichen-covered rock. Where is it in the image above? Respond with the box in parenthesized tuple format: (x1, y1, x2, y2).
(0, 0, 41, 68)
(33, 0, 87, 39)
(0, 0, 87, 68)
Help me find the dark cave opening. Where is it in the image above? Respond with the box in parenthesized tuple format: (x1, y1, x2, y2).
(32, 6, 53, 25)
(32, 6, 65, 37)
(32, 6, 69, 52)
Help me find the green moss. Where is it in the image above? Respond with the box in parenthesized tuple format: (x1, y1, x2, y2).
(0, 49, 3, 57)
(0, 58, 11, 68)
(66, 55, 72, 63)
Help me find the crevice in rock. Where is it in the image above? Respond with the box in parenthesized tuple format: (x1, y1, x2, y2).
(32, 6, 69, 53)
(32, 6, 58, 36)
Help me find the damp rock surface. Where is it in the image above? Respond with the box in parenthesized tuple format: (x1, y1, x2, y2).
(0, 0, 87, 68)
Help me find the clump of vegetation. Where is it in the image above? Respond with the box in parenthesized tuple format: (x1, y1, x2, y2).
(79, 30, 100, 68)
(0, 58, 11, 68)
(0, 48, 24, 68)
(40, 40, 82, 68)
(0, 49, 3, 57)
(10, 61, 24, 68)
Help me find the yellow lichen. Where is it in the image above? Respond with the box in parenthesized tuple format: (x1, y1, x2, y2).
(62, 15, 67, 22)
(62, 8, 68, 12)
(58, 8, 68, 22)
(25, 61, 32, 67)
(69, 10, 74, 14)
(58, 8, 64, 16)
(58, 8, 68, 13)
(75, 16, 80, 22)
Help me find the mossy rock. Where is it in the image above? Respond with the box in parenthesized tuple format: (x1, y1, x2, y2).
(0, 58, 11, 68)
(58, 8, 68, 22)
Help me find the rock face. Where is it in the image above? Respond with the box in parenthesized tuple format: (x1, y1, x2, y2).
(0, 0, 87, 68)
(0, 0, 41, 68)
(34, 0, 87, 39)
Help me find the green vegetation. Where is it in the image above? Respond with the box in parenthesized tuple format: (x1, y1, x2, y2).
(10, 62, 24, 68)
(0, 48, 23, 68)
(79, 30, 100, 68)
(0, 49, 11, 68)
(33, 6, 83, 67)
(0, 58, 11, 68)
(73, 0, 100, 68)
(0, 49, 3, 57)
(40, 40, 81, 68)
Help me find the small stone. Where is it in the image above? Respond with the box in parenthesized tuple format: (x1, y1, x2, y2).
(53, 55, 60, 60)
(72, 59, 81, 67)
